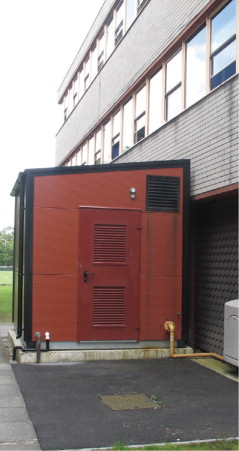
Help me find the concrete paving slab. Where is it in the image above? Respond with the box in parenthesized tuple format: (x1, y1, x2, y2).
(0, 334, 41, 450)
(0, 439, 40, 450)
(0, 407, 31, 423)
(0, 384, 25, 408)
(0, 373, 17, 384)
(12, 359, 238, 450)
(0, 422, 38, 443)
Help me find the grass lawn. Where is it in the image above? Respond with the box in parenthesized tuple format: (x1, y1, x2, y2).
(112, 439, 239, 450)
(0, 270, 13, 285)
(0, 271, 13, 322)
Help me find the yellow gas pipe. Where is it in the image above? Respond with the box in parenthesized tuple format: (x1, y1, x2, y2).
(164, 320, 225, 362)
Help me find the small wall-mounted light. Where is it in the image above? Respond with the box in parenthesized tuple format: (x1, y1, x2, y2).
(129, 187, 136, 199)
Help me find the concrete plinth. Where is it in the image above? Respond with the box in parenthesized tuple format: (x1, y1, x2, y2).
(8, 330, 193, 364)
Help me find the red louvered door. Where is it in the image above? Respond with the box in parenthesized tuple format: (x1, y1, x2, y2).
(78, 207, 140, 341)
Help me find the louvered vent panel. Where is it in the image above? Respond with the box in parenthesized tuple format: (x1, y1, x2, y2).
(93, 287, 126, 326)
(146, 175, 180, 212)
(94, 224, 127, 263)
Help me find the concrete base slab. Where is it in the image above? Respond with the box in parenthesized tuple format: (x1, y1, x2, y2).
(8, 330, 193, 363)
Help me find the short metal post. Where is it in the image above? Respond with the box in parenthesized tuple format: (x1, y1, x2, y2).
(35, 332, 41, 363)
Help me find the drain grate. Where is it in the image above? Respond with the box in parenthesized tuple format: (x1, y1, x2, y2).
(99, 393, 160, 410)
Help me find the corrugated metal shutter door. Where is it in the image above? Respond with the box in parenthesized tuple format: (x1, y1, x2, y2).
(194, 198, 238, 354)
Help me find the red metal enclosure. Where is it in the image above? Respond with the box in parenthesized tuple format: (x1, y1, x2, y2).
(12, 161, 190, 347)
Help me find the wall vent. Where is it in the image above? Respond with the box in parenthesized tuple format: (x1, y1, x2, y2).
(94, 224, 127, 264)
(93, 287, 126, 326)
(146, 175, 180, 212)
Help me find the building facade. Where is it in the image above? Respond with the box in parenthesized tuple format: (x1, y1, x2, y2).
(55, 0, 238, 354)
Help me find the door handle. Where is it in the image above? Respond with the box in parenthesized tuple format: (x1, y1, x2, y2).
(84, 271, 94, 282)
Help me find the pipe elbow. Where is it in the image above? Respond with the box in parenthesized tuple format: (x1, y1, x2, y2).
(164, 320, 175, 332)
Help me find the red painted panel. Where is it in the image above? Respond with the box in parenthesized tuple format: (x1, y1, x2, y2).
(33, 208, 78, 275)
(140, 212, 183, 278)
(78, 208, 140, 341)
(140, 277, 182, 341)
(31, 167, 185, 343)
(34, 168, 183, 211)
(32, 275, 77, 341)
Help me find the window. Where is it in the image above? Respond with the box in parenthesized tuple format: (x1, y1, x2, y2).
(186, 26, 206, 107)
(73, 74, 79, 108)
(63, 92, 69, 121)
(103, 121, 111, 163)
(137, 0, 147, 13)
(98, 32, 105, 71)
(95, 129, 102, 164)
(112, 111, 121, 159)
(71, 154, 76, 166)
(91, 45, 98, 80)
(122, 98, 133, 152)
(149, 69, 162, 133)
(210, 0, 236, 89)
(76, 148, 81, 165)
(126, 0, 137, 29)
(115, 1, 124, 46)
(84, 57, 90, 91)
(88, 136, 95, 165)
(166, 50, 182, 120)
(79, 69, 84, 99)
(82, 143, 87, 165)
(106, 16, 115, 58)
(68, 86, 74, 112)
(134, 85, 146, 143)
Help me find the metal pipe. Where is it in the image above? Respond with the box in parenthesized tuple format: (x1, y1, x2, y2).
(45, 332, 50, 351)
(16, 176, 25, 339)
(164, 320, 224, 362)
(35, 332, 41, 363)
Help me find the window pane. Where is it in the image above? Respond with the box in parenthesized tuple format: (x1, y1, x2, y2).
(149, 69, 162, 133)
(76, 149, 81, 165)
(91, 46, 98, 79)
(135, 113, 145, 142)
(103, 121, 111, 163)
(211, 60, 236, 89)
(212, 39, 236, 75)
(79, 70, 84, 98)
(99, 33, 105, 55)
(116, 2, 124, 27)
(126, 0, 136, 28)
(211, 0, 236, 53)
(88, 137, 95, 165)
(96, 129, 102, 152)
(82, 143, 87, 165)
(167, 86, 181, 120)
(106, 18, 115, 58)
(186, 26, 206, 107)
(123, 99, 133, 151)
(113, 111, 120, 136)
(71, 154, 76, 166)
(112, 139, 120, 159)
(135, 85, 146, 117)
(166, 50, 182, 92)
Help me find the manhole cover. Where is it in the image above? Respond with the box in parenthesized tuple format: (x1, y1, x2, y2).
(99, 394, 159, 410)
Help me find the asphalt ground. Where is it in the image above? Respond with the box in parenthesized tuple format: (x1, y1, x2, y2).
(12, 359, 238, 450)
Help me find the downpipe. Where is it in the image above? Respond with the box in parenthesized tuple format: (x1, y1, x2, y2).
(164, 321, 225, 362)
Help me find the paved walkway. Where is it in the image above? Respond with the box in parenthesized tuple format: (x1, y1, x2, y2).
(0, 323, 238, 450)
(0, 324, 41, 450)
